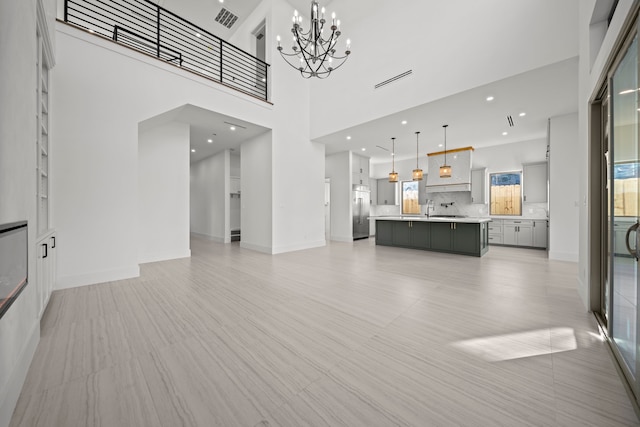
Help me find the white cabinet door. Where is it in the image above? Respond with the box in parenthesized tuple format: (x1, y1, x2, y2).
(377, 178, 397, 205)
(503, 224, 517, 245)
(533, 220, 548, 248)
(523, 162, 548, 203)
(517, 224, 534, 246)
(471, 168, 486, 204)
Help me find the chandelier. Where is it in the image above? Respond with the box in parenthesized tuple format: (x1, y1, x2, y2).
(276, 1, 351, 78)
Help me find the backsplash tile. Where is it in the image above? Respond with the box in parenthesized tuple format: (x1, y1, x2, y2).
(372, 192, 548, 219)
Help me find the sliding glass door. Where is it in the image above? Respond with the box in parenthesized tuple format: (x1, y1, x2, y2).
(609, 31, 640, 389)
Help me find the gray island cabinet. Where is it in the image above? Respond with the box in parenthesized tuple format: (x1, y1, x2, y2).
(374, 217, 491, 257)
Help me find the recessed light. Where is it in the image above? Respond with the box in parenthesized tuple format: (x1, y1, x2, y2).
(207, 139, 213, 143)
(361, 148, 366, 151)
(519, 112, 526, 117)
(502, 132, 508, 136)
(230, 126, 236, 131)
(401, 120, 407, 125)
(486, 96, 494, 102)
(196, 33, 201, 38)
(438, 144, 443, 147)
(191, 149, 196, 153)
(346, 136, 351, 140)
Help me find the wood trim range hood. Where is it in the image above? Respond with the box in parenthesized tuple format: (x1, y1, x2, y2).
(426, 146, 474, 193)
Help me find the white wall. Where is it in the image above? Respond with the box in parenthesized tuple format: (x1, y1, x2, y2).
(52, 23, 276, 289)
(0, 0, 55, 425)
(241, 131, 273, 252)
(190, 150, 229, 242)
(325, 152, 352, 242)
(236, 0, 327, 254)
(138, 121, 191, 263)
(549, 113, 580, 262)
(309, 0, 580, 139)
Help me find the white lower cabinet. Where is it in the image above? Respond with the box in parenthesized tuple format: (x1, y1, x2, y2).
(36, 231, 56, 317)
(489, 219, 547, 249)
(533, 220, 548, 248)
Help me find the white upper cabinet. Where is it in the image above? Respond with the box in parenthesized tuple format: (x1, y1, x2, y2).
(523, 162, 548, 203)
(470, 168, 486, 204)
(352, 153, 370, 186)
(426, 147, 473, 192)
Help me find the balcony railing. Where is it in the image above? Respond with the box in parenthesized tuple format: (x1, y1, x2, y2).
(64, 0, 269, 100)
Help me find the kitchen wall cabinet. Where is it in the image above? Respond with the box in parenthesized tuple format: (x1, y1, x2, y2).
(471, 168, 486, 204)
(523, 162, 548, 203)
(377, 178, 397, 205)
(352, 153, 370, 186)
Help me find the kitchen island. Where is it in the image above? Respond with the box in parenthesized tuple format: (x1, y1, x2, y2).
(373, 216, 491, 257)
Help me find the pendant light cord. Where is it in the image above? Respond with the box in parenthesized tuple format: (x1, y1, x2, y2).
(443, 125, 448, 164)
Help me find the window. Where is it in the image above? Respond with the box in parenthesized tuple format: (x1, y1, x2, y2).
(490, 172, 522, 216)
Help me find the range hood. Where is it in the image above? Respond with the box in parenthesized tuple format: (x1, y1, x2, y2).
(426, 146, 473, 193)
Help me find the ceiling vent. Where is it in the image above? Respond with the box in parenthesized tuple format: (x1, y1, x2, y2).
(374, 70, 413, 89)
(507, 115, 514, 127)
(215, 8, 239, 29)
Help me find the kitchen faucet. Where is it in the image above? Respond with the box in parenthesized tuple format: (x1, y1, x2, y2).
(426, 199, 435, 217)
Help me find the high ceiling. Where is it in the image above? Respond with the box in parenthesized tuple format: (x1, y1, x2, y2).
(149, 1, 579, 165)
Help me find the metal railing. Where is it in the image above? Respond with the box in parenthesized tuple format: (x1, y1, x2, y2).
(64, 0, 269, 100)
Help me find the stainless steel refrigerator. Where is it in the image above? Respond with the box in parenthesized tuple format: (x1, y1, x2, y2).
(352, 185, 370, 240)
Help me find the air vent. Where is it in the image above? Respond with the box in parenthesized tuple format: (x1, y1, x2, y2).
(507, 115, 514, 127)
(374, 70, 413, 89)
(215, 8, 239, 29)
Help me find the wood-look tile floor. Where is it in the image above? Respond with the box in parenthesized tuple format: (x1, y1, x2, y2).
(10, 236, 640, 426)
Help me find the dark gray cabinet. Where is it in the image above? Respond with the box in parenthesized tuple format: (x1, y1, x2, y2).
(375, 220, 488, 257)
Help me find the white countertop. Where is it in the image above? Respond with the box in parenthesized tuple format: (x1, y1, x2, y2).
(370, 216, 492, 224)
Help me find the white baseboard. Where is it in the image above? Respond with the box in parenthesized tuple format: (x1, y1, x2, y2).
(56, 265, 140, 290)
(139, 249, 191, 264)
(330, 236, 354, 243)
(190, 232, 225, 243)
(240, 241, 273, 254)
(0, 321, 39, 427)
(272, 239, 326, 255)
(548, 251, 579, 263)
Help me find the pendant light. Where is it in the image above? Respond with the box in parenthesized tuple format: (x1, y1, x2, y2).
(440, 124, 452, 178)
(389, 137, 398, 182)
(412, 131, 423, 180)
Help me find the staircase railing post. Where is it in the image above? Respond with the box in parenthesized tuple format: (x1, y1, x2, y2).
(219, 40, 223, 83)
(156, 7, 161, 59)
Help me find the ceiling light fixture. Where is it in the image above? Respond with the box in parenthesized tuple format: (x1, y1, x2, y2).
(413, 131, 423, 181)
(230, 126, 236, 131)
(346, 136, 351, 140)
(519, 112, 526, 117)
(502, 131, 508, 136)
(361, 148, 366, 151)
(439, 125, 451, 178)
(486, 96, 494, 102)
(389, 137, 398, 182)
(276, 1, 350, 78)
(402, 120, 407, 125)
(207, 139, 213, 143)
(191, 149, 196, 153)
